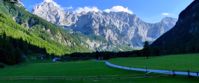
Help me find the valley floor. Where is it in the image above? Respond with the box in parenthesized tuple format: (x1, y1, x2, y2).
(0, 54, 199, 83)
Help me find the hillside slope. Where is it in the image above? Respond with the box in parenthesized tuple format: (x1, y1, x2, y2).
(0, 0, 92, 56)
(151, 0, 199, 54)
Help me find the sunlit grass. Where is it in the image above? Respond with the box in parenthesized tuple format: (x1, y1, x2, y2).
(110, 54, 199, 72)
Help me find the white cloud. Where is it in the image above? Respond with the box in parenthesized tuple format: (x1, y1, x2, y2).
(162, 13, 170, 16)
(104, 6, 133, 14)
(44, 0, 53, 3)
(74, 6, 101, 13)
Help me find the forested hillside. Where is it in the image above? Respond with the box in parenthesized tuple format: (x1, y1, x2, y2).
(0, 0, 91, 64)
(151, 0, 199, 55)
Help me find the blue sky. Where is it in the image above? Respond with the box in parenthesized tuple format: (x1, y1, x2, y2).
(21, 0, 193, 23)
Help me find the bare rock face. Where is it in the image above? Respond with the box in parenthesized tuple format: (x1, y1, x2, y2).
(33, 0, 77, 26)
(33, 0, 177, 50)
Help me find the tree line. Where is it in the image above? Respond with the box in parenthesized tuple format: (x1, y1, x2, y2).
(0, 33, 48, 65)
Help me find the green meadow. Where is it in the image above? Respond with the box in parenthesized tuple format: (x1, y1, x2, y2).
(110, 54, 199, 72)
(0, 56, 199, 83)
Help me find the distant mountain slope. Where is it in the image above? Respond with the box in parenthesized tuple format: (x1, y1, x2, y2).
(33, 0, 177, 50)
(151, 0, 199, 54)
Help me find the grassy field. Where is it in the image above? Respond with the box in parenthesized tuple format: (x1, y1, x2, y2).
(110, 54, 199, 72)
(0, 61, 138, 76)
(0, 60, 199, 83)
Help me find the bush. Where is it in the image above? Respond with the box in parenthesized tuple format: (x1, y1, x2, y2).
(0, 63, 5, 68)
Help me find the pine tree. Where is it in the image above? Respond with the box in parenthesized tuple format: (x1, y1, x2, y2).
(143, 41, 150, 59)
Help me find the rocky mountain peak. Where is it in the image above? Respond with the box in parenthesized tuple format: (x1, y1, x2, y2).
(33, 0, 69, 26)
(160, 17, 177, 24)
(33, 1, 177, 50)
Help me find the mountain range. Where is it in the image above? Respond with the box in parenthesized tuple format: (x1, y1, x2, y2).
(0, 0, 197, 65)
(33, 0, 177, 51)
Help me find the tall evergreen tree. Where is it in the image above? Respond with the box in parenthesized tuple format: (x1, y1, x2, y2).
(143, 41, 150, 59)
